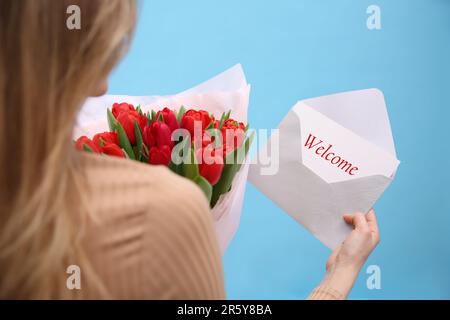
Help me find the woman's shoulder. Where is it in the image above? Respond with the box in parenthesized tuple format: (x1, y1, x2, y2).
(77, 152, 224, 299)
(77, 151, 209, 217)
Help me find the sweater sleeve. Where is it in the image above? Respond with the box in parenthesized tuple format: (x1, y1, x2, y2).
(307, 285, 344, 300)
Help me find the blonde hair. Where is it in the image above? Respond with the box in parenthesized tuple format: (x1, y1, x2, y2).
(0, 0, 136, 299)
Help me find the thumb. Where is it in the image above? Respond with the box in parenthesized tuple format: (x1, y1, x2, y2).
(343, 212, 369, 230)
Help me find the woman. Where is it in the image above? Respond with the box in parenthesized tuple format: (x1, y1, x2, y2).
(0, 0, 380, 299)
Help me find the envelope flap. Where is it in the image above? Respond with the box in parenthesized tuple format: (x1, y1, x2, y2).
(293, 102, 399, 183)
(302, 89, 397, 158)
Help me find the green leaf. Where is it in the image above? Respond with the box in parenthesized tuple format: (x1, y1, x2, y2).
(134, 120, 143, 161)
(146, 111, 152, 126)
(169, 160, 182, 175)
(205, 120, 214, 130)
(157, 112, 164, 122)
(194, 175, 212, 204)
(142, 143, 149, 158)
(136, 105, 143, 115)
(181, 144, 199, 180)
(151, 110, 157, 121)
(211, 162, 237, 207)
(218, 112, 226, 130)
(236, 130, 255, 171)
(107, 108, 118, 132)
(168, 160, 177, 171)
(122, 148, 130, 159)
(210, 131, 255, 207)
(225, 110, 232, 121)
(117, 122, 135, 160)
(206, 128, 223, 148)
(176, 105, 186, 124)
(83, 144, 93, 153)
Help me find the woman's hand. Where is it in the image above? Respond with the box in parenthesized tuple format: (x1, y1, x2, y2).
(321, 209, 380, 298)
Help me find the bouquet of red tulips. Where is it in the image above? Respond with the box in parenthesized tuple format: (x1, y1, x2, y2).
(75, 102, 253, 207)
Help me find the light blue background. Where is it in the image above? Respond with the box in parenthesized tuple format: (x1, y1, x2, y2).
(108, 0, 450, 299)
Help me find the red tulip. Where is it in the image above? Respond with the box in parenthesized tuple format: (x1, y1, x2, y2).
(223, 119, 245, 131)
(101, 143, 125, 158)
(116, 111, 140, 145)
(150, 121, 173, 148)
(197, 130, 213, 149)
(181, 110, 214, 139)
(112, 102, 135, 118)
(196, 146, 224, 186)
(149, 145, 171, 166)
(156, 107, 179, 132)
(75, 136, 101, 153)
(216, 119, 246, 155)
(137, 113, 147, 133)
(93, 132, 118, 148)
(223, 130, 245, 155)
(143, 126, 156, 149)
(214, 119, 245, 131)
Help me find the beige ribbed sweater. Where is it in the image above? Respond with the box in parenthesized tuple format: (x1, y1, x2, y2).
(74, 152, 341, 300)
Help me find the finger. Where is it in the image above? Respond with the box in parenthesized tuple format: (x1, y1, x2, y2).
(343, 214, 354, 226)
(366, 209, 378, 232)
(350, 212, 369, 230)
(343, 212, 368, 229)
(366, 209, 380, 240)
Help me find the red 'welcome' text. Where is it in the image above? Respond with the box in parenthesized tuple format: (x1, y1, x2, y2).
(304, 134, 359, 176)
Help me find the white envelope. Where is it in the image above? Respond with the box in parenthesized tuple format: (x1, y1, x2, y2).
(74, 64, 251, 254)
(248, 89, 400, 249)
